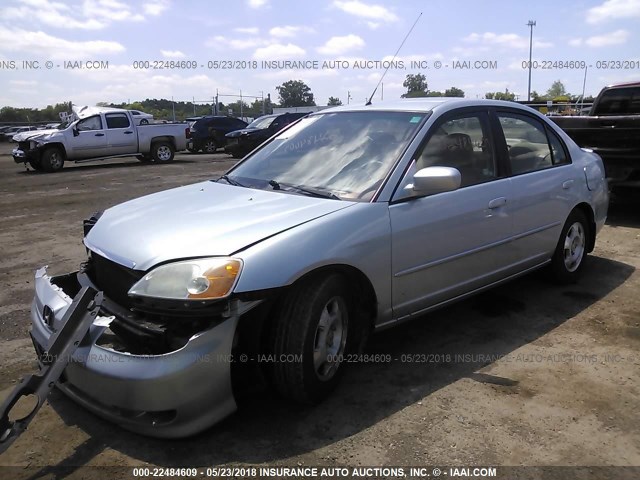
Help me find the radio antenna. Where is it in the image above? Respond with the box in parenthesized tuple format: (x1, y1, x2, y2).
(366, 12, 422, 106)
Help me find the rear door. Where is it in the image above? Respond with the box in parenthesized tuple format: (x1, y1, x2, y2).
(493, 109, 579, 268)
(105, 112, 137, 155)
(389, 109, 516, 319)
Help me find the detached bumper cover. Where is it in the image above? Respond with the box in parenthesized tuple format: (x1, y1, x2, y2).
(30, 267, 243, 438)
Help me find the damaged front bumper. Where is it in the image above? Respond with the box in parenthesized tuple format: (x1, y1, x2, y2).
(30, 266, 253, 438)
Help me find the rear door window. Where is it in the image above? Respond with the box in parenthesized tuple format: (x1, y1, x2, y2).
(105, 113, 131, 129)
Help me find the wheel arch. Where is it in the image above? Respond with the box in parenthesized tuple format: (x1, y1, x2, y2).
(572, 202, 596, 253)
(39, 142, 67, 159)
(150, 136, 176, 149)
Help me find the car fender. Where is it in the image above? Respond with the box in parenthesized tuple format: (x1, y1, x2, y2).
(233, 202, 393, 325)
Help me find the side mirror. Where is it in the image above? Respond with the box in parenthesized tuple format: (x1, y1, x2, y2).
(412, 166, 461, 196)
(73, 127, 79, 137)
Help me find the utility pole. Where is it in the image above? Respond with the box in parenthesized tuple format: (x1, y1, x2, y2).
(527, 20, 536, 102)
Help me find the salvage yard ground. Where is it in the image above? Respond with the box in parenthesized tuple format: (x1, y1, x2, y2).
(0, 143, 638, 477)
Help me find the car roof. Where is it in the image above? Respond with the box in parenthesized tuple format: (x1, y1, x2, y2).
(315, 98, 537, 114)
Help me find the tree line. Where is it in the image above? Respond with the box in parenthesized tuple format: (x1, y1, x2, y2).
(0, 77, 593, 124)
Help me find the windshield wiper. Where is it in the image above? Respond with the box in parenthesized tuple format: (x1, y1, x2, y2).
(269, 180, 341, 200)
(218, 174, 245, 187)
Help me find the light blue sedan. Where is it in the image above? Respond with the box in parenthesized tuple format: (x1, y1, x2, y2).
(29, 99, 608, 437)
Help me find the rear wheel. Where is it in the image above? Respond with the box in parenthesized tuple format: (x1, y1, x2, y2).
(270, 274, 351, 403)
(40, 147, 64, 172)
(151, 142, 175, 163)
(549, 209, 589, 283)
(203, 140, 218, 153)
(140, 119, 149, 125)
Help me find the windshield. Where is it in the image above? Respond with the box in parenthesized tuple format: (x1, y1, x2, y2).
(226, 111, 427, 201)
(247, 115, 276, 130)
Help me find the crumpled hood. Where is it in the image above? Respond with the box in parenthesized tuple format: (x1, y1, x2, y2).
(85, 181, 354, 271)
(13, 130, 57, 142)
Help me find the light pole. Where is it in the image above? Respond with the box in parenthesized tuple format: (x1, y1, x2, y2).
(527, 20, 536, 102)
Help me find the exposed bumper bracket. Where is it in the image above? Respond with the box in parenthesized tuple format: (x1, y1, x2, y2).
(0, 286, 102, 454)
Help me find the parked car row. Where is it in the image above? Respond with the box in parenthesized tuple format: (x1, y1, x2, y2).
(184, 111, 312, 158)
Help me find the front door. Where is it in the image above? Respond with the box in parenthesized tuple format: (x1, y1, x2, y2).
(390, 110, 515, 320)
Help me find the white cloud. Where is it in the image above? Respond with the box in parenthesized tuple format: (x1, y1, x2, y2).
(234, 27, 259, 34)
(207, 35, 267, 50)
(332, 0, 398, 22)
(82, 0, 144, 22)
(568, 38, 583, 47)
(585, 29, 630, 46)
(0, 26, 125, 59)
(143, 0, 170, 16)
(587, 0, 640, 24)
(317, 34, 365, 55)
(269, 25, 314, 38)
(3, 0, 106, 30)
(1, 0, 169, 30)
(161, 49, 185, 58)
(247, 0, 268, 8)
(463, 32, 553, 50)
(253, 43, 305, 60)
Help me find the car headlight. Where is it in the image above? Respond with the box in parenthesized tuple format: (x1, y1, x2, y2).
(128, 258, 242, 301)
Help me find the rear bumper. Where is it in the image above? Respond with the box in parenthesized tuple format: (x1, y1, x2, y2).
(30, 267, 243, 438)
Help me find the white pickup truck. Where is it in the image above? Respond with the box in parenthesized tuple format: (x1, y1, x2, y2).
(12, 106, 188, 172)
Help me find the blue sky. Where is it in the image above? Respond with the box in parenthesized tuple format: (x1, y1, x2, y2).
(0, 0, 639, 109)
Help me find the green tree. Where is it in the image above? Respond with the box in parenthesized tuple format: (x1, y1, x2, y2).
(485, 88, 516, 101)
(530, 90, 544, 102)
(426, 91, 443, 97)
(401, 73, 429, 98)
(276, 80, 316, 107)
(546, 80, 568, 99)
(327, 96, 342, 106)
(444, 87, 465, 97)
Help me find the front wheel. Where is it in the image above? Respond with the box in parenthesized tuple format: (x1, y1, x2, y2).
(270, 274, 351, 403)
(151, 142, 175, 163)
(549, 209, 589, 284)
(40, 147, 65, 172)
(28, 159, 43, 171)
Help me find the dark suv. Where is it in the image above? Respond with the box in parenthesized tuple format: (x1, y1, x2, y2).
(187, 116, 248, 153)
(224, 112, 309, 158)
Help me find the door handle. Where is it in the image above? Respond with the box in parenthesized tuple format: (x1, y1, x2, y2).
(124, 131, 133, 135)
(562, 180, 574, 189)
(94, 133, 104, 137)
(488, 197, 507, 209)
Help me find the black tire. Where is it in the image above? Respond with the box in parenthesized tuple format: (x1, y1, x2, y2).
(549, 209, 589, 284)
(203, 140, 218, 153)
(136, 154, 152, 163)
(151, 142, 175, 163)
(187, 146, 198, 153)
(28, 159, 43, 171)
(40, 147, 65, 172)
(270, 274, 352, 403)
(140, 119, 149, 125)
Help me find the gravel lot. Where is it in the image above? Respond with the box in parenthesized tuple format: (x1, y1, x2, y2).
(0, 143, 638, 478)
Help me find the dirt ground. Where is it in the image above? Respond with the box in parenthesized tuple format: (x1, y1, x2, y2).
(0, 142, 638, 479)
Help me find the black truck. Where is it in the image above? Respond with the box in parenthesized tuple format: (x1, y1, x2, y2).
(549, 82, 640, 192)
